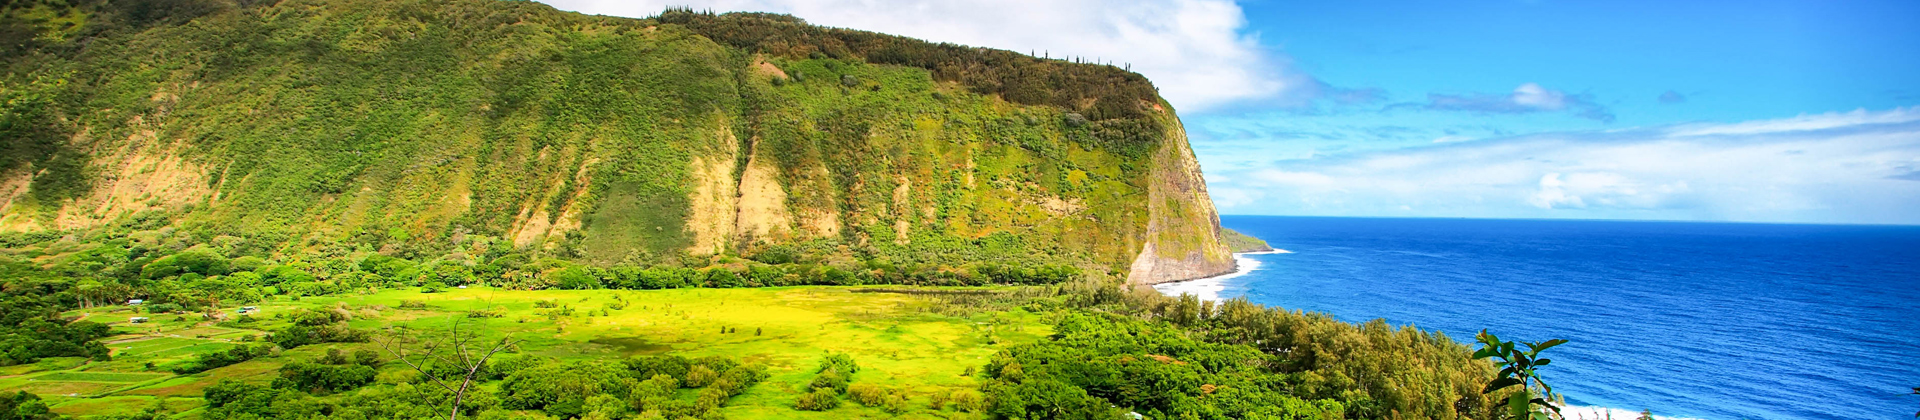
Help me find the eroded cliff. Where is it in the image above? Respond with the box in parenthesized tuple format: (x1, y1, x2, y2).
(0, 0, 1234, 283)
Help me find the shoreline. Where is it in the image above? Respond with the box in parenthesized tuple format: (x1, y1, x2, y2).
(1561, 405, 1705, 420)
(1148, 249, 1706, 420)
(1151, 249, 1290, 301)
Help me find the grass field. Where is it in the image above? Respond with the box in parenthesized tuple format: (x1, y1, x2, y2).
(17, 286, 1055, 419)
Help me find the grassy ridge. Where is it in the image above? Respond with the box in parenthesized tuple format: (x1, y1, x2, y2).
(1, 0, 1215, 279)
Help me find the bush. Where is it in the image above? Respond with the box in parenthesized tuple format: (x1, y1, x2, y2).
(948, 390, 985, 412)
(171, 344, 271, 374)
(929, 391, 949, 410)
(0, 390, 57, 420)
(141, 250, 230, 279)
(794, 387, 840, 411)
(818, 353, 858, 375)
(847, 383, 888, 407)
(272, 324, 368, 349)
(272, 361, 377, 394)
(500, 361, 632, 418)
(684, 365, 717, 388)
(881, 392, 909, 414)
(808, 369, 849, 394)
(285, 309, 349, 326)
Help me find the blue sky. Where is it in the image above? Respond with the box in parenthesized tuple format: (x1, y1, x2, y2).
(542, 0, 1920, 224)
(1192, 0, 1920, 224)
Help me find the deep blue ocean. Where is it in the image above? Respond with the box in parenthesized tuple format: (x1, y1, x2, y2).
(1209, 216, 1920, 420)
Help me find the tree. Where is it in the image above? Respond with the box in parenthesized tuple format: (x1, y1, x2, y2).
(377, 318, 520, 420)
(0, 391, 57, 420)
(1473, 330, 1567, 420)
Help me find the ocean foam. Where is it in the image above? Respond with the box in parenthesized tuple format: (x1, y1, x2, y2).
(1559, 405, 1705, 420)
(1151, 249, 1288, 301)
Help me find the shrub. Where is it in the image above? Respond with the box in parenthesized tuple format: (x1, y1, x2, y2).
(285, 309, 349, 326)
(808, 369, 849, 394)
(630, 374, 679, 413)
(848, 383, 888, 407)
(684, 365, 717, 388)
(272, 361, 377, 394)
(818, 353, 858, 375)
(929, 391, 949, 410)
(949, 390, 986, 412)
(141, 250, 230, 279)
(172, 344, 271, 374)
(794, 387, 840, 411)
(881, 392, 909, 414)
(272, 324, 368, 349)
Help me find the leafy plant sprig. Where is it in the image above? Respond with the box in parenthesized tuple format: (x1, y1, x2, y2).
(1474, 330, 1568, 420)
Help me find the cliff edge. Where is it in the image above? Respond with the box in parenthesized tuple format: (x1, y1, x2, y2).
(0, 0, 1235, 284)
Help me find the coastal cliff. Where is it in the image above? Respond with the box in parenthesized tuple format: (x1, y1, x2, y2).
(1222, 228, 1275, 253)
(0, 0, 1234, 283)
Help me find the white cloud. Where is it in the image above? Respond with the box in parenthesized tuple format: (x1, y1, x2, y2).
(1528, 173, 1580, 209)
(1420, 82, 1615, 122)
(1670, 106, 1920, 137)
(537, 0, 1296, 112)
(1511, 83, 1567, 109)
(1208, 107, 1920, 224)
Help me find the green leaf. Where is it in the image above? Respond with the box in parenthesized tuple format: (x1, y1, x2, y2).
(1507, 390, 1531, 420)
(1534, 338, 1568, 352)
(1483, 377, 1522, 394)
(1531, 398, 1562, 413)
(1535, 358, 1551, 367)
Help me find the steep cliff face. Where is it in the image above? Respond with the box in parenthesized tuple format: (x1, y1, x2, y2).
(1126, 117, 1236, 284)
(0, 0, 1232, 283)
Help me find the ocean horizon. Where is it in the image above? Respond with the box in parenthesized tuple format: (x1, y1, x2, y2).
(1159, 215, 1920, 420)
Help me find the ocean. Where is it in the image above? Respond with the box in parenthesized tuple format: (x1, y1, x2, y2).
(1157, 216, 1920, 420)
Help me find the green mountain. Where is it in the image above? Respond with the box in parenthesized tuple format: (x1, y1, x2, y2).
(1, 0, 1235, 283)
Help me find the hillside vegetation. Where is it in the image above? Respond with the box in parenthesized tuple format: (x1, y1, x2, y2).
(0, 1, 1552, 420)
(0, 241, 1508, 419)
(0, 0, 1231, 284)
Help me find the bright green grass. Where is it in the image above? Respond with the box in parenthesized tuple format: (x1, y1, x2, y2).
(30, 372, 167, 383)
(28, 286, 1050, 419)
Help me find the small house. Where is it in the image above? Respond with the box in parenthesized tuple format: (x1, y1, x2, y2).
(127, 299, 144, 305)
(129, 317, 149, 323)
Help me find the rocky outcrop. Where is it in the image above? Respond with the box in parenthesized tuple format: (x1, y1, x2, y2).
(1221, 228, 1274, 253)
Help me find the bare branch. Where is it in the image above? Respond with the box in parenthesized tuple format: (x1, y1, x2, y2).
(376, 327, 457, 394)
